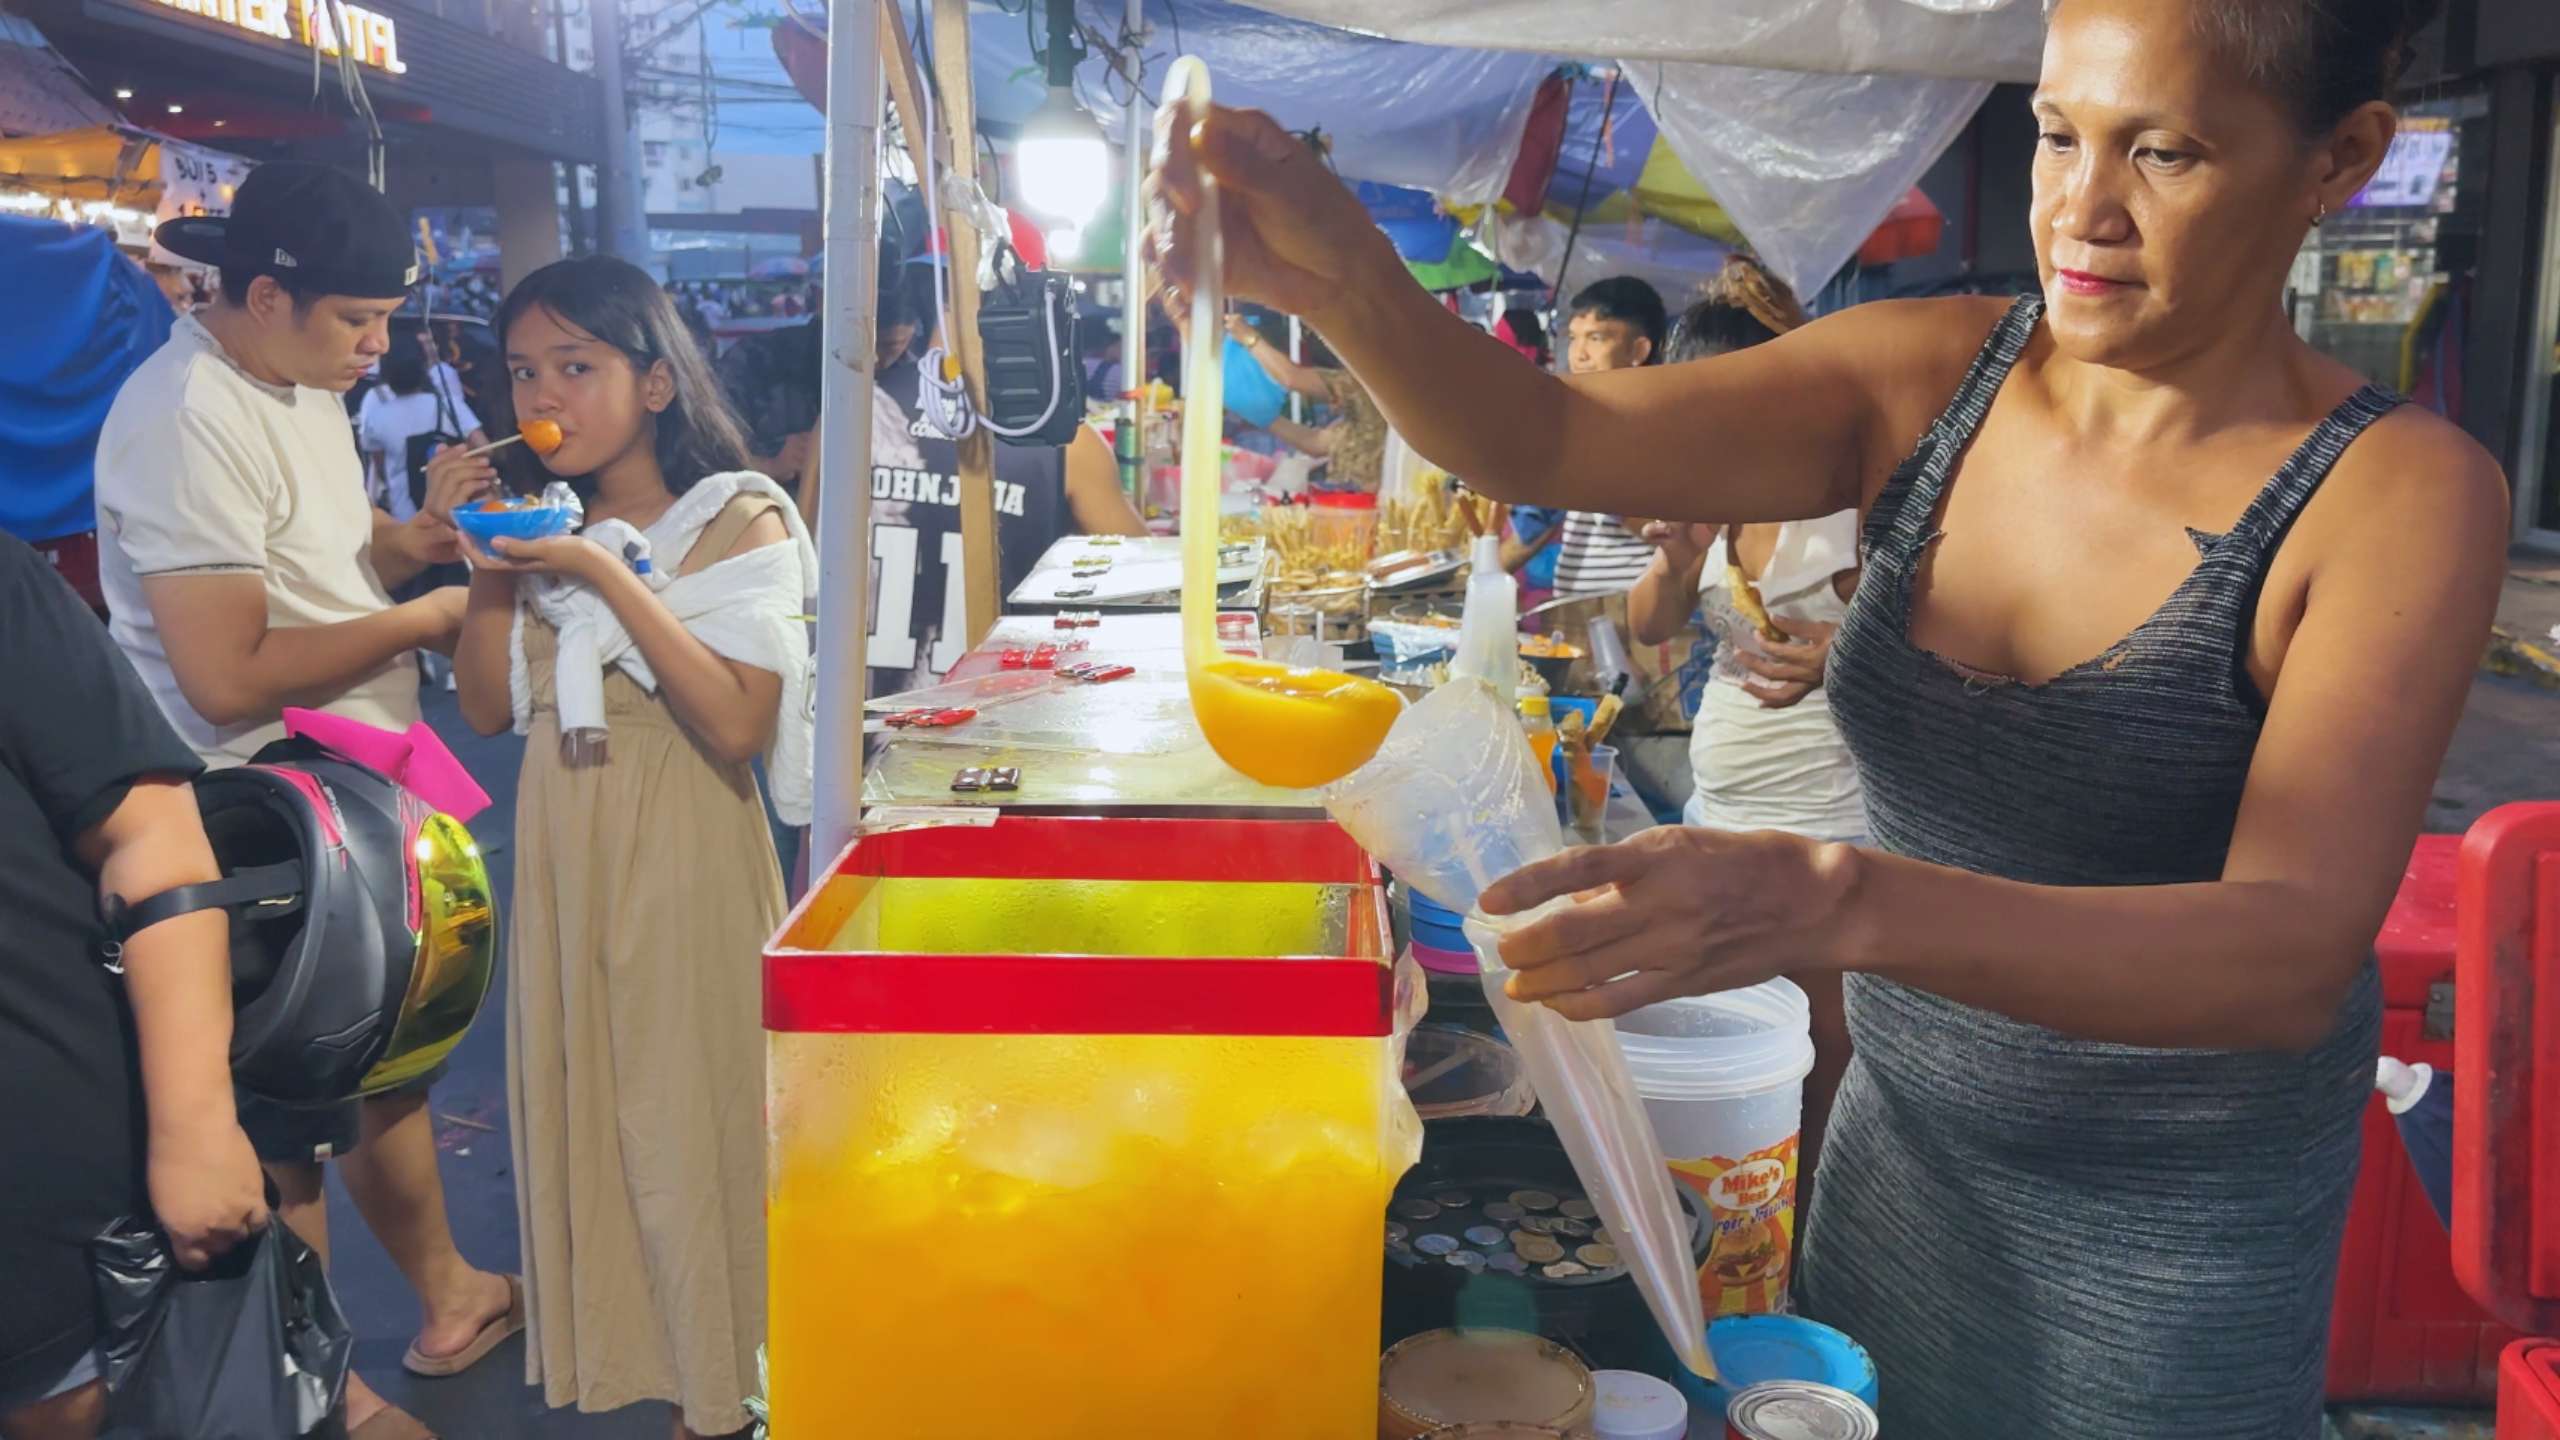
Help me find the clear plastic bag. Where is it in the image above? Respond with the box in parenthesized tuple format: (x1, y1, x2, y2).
(1324, 678, 1712, 1377)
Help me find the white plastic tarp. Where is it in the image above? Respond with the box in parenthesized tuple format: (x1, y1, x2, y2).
(1632, 61, 1991, 299)
(1478, 210, 1738, 312)
(1048, 0, 1557, 211)
(1222, 0, 2048, 81)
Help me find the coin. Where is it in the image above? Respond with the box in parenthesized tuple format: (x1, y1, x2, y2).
(1482, 1202, 1525, 1224)
(1515, 1235, 1566, 1265)
(1432, 1190, 1474, 1210)
(1463, 1225, 1506, 1248)
(1560, 1198, 1598, 1220)
(1593, 1227, 1615, 1247)
(1540, 1261, 1591, 1279)
(1385, 1223, 1408, 1246)
(1510, 1189, 1560, 1213)
(1517, 1216, 1557, 1236)
(1576, 1244, 1620, 1268)
(1445, 1251, 1487, 1271)
(1487, 1253, 1530, 1276)
(1415, 1232, 1461, 1256)
(1391, 1198, 1442, 1223)
(1550, 1218, 1593, 1241)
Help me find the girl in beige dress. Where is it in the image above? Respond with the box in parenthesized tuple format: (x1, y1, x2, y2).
(436, 256, 806, 1439)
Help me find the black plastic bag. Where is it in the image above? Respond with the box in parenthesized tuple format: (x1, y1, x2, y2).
(92, 1212, 352, 1438)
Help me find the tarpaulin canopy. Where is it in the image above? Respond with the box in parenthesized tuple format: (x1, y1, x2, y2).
(1217, 0, 2048, 81)
(1053, 0, 1550, 212)
(1049, 1, 1980, 296)
(0, 15, 116, 137)
(784, 0, 1986, 304)
(0, 213, 172, 543)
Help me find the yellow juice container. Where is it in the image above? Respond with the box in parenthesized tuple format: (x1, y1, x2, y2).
(764, 815, 1421, 1436)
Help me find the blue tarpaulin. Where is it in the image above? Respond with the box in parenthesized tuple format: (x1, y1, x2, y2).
(0, 214, 171, 543)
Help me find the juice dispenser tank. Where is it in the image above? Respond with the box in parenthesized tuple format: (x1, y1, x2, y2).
(764, 815, 1423, 1435)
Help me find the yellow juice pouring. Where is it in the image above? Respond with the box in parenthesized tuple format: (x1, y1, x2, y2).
(1172, 59, 1403, 790)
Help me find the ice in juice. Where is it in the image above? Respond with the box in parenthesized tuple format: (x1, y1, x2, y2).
(768, 1031, 1409, 1436)
(1188, 657, 1403, 790)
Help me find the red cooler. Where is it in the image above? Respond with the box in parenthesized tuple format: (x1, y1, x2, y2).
(2453, 806, 2560, 1437)
(2328, 835, 2518, 1402)
(2503, 1340, 2560, 1440)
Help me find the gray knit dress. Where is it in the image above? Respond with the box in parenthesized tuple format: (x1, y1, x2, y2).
(1803, 297, 2387, 1438)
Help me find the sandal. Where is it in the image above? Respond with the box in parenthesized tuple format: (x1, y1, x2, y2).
(348, 1404, 437, 1439)
(400, 1274, 525, 1378)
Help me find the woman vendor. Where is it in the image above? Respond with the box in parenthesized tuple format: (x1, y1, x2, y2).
(1149, 0, 2497, 1435)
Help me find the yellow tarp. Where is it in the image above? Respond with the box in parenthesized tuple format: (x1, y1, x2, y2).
(1558, 133, 1747, 248)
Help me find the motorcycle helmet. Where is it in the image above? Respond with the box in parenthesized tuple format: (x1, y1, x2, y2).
(103, 738, 496, 1105)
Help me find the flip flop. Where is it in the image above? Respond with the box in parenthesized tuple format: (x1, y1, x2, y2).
(348, 1404, 437, 1440)
(401, 1275, 525, 1378)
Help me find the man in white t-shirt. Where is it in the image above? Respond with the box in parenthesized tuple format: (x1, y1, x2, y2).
(93, 163, 515, 1439)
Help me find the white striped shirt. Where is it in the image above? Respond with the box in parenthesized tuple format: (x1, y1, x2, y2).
(1554, 511, 1654, 595)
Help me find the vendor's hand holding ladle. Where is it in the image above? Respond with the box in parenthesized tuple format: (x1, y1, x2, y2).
(1145, 95, 1398, 325)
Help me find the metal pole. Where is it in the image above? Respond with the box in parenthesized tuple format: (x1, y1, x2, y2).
(1117, 0, 1148, 503)
(1287, 313, 1304, 423)
(809, 0, 884, 872)
(591, 0, 652, 264)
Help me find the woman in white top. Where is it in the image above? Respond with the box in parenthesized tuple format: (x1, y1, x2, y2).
(1628, 256, 1861, 1179)
(358, 332, 485, 522)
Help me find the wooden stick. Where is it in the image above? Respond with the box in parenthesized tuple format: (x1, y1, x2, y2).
(877, 0, 938, 189)
(456, 432, 528, 460)
(933, 0, 1002, 650)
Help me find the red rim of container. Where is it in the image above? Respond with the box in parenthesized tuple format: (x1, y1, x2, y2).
(764, 816, 1395, 1038)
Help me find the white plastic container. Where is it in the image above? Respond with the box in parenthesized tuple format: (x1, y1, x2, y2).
(1614, 980, 1815, 1319)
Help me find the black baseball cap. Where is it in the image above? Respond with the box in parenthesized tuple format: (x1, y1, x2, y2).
(156, 161, 420, 300)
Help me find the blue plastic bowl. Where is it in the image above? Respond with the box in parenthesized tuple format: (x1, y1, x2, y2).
(454, 502, 577, 557)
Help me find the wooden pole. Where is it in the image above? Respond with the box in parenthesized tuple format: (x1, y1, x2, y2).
(877, 0, 937, 187)
(931, 0, 1002, 648)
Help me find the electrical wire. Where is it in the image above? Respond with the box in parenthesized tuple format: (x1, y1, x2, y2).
(909, 35, 1070, 445)
(1546, 66, 1621, 331)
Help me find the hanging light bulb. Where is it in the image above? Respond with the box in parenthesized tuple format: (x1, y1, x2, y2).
(1015, 86, 1110, 227)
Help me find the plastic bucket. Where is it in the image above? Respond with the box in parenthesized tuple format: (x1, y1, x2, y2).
(1408, 889, 1472, 955)
(1613, 980, 1814, 1318)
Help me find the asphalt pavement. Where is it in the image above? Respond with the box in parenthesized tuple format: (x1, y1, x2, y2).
(322, 687, 670, 1438)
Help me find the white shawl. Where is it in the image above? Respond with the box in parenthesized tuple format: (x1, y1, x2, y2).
(508, 472, 820, 824)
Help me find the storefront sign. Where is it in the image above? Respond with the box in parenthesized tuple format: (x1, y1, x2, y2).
(2351, 129, 2455, 210)
(143, 0, 406, 73)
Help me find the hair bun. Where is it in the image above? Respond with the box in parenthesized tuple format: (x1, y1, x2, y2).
(1699, 255, 1808, 337)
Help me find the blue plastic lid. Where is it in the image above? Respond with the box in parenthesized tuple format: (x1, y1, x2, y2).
(1708, 1314, 1879, 1407)
(1408, 889, 1463, 927)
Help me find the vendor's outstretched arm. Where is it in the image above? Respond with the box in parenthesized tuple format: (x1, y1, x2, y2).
(1151, 103, 1990, 526)
(1479, 416, 2510, 1052)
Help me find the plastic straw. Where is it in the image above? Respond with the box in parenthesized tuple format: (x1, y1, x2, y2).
(1171, 56, 1224, 675)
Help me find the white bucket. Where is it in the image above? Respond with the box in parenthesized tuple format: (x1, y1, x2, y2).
(1613, 980, 1815, 1318)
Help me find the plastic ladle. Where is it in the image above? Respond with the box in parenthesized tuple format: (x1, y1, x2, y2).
(1169, 56, 1402, 790)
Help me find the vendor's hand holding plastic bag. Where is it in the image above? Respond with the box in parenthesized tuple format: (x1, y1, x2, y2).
(91, 1210, 352, 1438)
(1324, 678, 1712, 1378)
